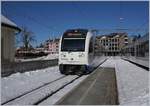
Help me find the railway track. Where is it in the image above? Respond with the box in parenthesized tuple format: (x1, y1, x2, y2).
(38, 59, 108, 105)
(2, 75, 81, 105)
(1, 75, 69, 105)
(2, 59, 107, 105)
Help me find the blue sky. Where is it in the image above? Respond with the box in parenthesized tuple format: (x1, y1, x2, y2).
(2, 1, 149, 47)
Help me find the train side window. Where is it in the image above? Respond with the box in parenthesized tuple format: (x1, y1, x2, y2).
(89, 38, 93, 53)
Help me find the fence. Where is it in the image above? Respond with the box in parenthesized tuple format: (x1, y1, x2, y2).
(1, 59, 58, 77)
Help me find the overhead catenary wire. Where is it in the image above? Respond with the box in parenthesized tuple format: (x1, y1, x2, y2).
(3, 3, 148, 37)
(2, 6, 59, 34)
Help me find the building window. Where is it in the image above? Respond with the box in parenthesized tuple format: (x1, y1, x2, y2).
(125, 39, 128, 42)
(115, 39, 117, 42)
(125, 43, 128, 46)
(115, 47, 118, 50)
(112, 47, 114, 50)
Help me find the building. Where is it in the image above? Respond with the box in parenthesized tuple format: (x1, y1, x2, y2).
(44, 38, 59, 54)
(122, 33, 149, 57)
(1, 15, 21, 62)
(48, 38, 59, 54)
(95, 32, 129, 56)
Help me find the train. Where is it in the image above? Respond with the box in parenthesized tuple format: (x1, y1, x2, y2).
(58, 29, 95, 75)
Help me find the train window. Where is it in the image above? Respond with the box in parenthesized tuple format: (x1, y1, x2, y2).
(61, 38, 85, 52)
(89, 38, 93, 53)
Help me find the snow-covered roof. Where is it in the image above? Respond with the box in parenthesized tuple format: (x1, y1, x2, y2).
(1, 15, 21, 31)
(101, 36, 106, 39)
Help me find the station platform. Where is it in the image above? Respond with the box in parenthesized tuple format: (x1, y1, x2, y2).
(56, 67, 118, 105)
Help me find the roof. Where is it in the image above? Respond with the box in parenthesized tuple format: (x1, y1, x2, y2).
(1, 15, 21, 32)
(96, 32, 127, 39)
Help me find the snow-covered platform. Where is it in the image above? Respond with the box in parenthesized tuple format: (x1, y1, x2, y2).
(101, 57, 149, 105)
(56, 67, 118, 105)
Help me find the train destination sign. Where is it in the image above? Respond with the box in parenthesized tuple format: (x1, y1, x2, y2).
(67, 33, 82, 36)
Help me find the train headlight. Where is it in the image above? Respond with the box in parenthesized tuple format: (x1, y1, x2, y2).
(78, 53, 85, 57)
(61, 53, 66, 57)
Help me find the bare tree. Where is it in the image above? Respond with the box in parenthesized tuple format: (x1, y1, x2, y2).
(20, 26, 36, 50)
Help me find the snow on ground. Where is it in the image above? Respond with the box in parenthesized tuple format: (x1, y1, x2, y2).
(44, 53, 58, 60)
(101, 56, 149, 105)
(2, 56, 148, 105)
(101, 56, 115, 68)
(1, 66, 62, 103)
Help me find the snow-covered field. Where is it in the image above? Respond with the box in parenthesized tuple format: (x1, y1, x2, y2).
(101, 56, 149, 105)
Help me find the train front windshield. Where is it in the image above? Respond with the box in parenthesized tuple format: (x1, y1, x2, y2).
(61, 38, 85, 52)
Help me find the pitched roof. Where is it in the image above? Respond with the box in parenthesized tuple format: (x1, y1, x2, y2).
(1, 15, 21, 32)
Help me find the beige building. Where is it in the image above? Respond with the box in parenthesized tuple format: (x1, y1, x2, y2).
(1, 15, 21, 62)
(48, 38, 59, 54)
(95, 32, 129, 56)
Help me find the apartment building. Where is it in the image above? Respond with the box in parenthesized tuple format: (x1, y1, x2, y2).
(48, 38, 59, 54)
(44, 38, 59, 54)
(95, 32, 129, 56)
